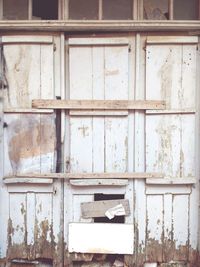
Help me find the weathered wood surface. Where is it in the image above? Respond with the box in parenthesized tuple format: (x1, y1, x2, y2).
(81, 199, 130, 218)
(12, 172, 163, 179)
(68, 223, 134, 254)
(70, 179, 129, 186)
(146, 177, 196, 184)
(0, 21, 200, 32)
(32, 99, 166, 110)
(147, 36, 198, 44)
(69, 109, 128, 116)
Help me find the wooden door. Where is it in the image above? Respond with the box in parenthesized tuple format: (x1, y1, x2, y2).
(0, 35, 62, 266)
(63, 36, 135, 264)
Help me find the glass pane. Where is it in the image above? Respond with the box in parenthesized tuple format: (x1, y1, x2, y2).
(174, 0, 199, 20)
(69, 0, 98, 20)
(3, 0, 28, 20)
(103, 0, 133, 20)
(32, 0, 58, 20)
(144, 0, 169, 20)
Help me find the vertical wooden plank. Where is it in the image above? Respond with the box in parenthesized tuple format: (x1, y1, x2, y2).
(35, 193, 53, 260)
(54, 36, 61, 98)
(92, 46, 105, 172)
(70, 117, 93, 172)
(146, 115, 181, 178)
(134, 34, 146, 267)
(99, 0, 103, 19)
(146, 195, 163, 263)
(181, 45, 197, 109)
(146, 45, 182, 109)
(28, 0, 32, 19)
(73, 195, 93, 222)
(27, 192, 36, 260)
(40, 44, 54, 99)
(3, 45, 41, 108)
(9, 193, 27, 259)
(163, 194, 173, 262)
(173, 195, 189, 261)
(181, 115, 195, 177)
(169, 0, 174, 20)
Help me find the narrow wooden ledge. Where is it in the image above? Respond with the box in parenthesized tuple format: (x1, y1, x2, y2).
(4, 108, 54, 114)
(3, 177, 53, 184)
(32, 99, 166, 110)
(146, 177, 196, 185)
(4, 172, 164, 180)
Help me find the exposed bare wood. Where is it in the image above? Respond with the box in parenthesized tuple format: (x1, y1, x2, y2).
(4, 178, 53, 184)
(81, 199, 130, 218)
(32, 99, 166, 110)
(0, 0, 3, 20)
(2, 35, 53, 44)
(7, 172, 164, 179)
(147, 36, 198, 44)
(146, 177, 196, 185)
(0, 21, 200, 32)
(69, 110, 128, 116)
(70, 179, 129, 186)
(3, 108, 54, 113)
(169, 0, 174, 20)
(99, 0, 103, 20)
(146, 109, 196, 115)
(28, 0, 32, 20)
(68, 37, 129, 45)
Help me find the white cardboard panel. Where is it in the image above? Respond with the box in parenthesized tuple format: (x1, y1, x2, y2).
(69, 223, 134, 254)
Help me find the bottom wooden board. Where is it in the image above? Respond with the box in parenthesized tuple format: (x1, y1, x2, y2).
(69, 223, 134, 255)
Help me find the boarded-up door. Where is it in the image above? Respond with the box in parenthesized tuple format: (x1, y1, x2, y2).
(0, 35, 62, 265)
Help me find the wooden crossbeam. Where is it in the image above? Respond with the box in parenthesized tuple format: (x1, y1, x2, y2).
(32, 99, 166, 110)
(4, 172, 164, 180)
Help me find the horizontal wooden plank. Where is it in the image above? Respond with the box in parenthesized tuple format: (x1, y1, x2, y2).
(12, 172, 163, 179)
(146, 177, 196, 185)
(0, 21, 200, 32)
(7, 185, 53, 193)
(146, 185, 192, 195)
(147, 36, 198, 44)
(69, 223, 134, 254)
(2, 35, 53, 44)
(70, 179, 129, 186)
(4, 178, 53, 184)
(69, 37, 129, 45)
(146, 109, 196, 115)
(3, 108, 54, 114)
(32, 99, 166, 110)
(69, 110, 128, 116)
(81, 199, 130, 218)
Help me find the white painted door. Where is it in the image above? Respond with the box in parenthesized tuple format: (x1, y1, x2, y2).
(0, 35, 62, 265)
(64, 37, 135, 263)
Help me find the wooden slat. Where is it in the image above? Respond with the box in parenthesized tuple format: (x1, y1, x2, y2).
(4, 178, 53, 184)
(3, 108, 54, 113)
(146, 36, 198, 44)
(9, 172, 163, 179)
(69, 110, 128, 116)
(81, 199, 130, 218)
(69, 223, 134, 254)
(2, 35, 53, 44)
(32, 99, 166, 110)
(70, 179, 129, 186)
(146, 177, 196, 185)
(146, 109, 196, 115)
(69, 37, 129, 45)
(146, 185, 192, 195)
(0, 21, 200, 32)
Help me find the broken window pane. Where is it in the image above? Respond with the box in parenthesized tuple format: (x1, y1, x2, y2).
(3, 0, 28, 20)
(103, 0, 133, 20)
(32, 0, 58, 20)
(174, 0, 199, 20)
(69, 0, 99, 20)
(144, 0, 169, 20)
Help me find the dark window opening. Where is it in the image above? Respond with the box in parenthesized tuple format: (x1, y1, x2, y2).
(174, 0, 199, 20)
(94, 194, 125, 224)
(3, 0, 29, 20)
(144, 0, 169, 20)
(103, 0, 133, 20)
(32, 0, 58, 20)
(69, 0, 99, 20)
